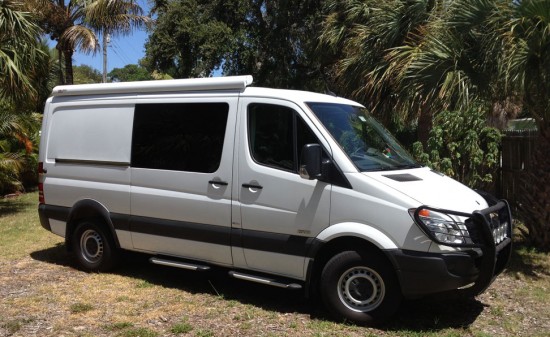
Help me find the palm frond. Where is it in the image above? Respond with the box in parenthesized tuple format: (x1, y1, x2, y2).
(0, 0, 43, 102)
(61, 24, 100, 54)
(85, 0, 151, 35)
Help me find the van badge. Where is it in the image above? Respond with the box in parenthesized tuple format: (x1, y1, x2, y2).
(298, 229, 311, 235)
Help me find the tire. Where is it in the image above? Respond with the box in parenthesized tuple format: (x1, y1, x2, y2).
(320, 250, 401, 325)
(72, 219, 119, 272)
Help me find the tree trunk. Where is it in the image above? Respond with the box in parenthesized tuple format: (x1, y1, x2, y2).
(417, 107, 433, 147)
(63, 49, 74, 85)
(103, 33, 109, 83)
(56, 43, 65, 85)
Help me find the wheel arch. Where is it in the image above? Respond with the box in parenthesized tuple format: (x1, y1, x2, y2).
(65, 199, 120, 251)
(306, 222, 399, 298)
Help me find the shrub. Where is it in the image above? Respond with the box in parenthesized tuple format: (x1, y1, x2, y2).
(413, 107, 501, 190)
(0, 101, 41, 195)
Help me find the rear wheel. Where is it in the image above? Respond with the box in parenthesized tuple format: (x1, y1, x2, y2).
(320, 250, 401, 324)
(72, 219, 119, 272)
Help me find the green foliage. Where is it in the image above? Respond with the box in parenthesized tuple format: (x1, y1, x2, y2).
(27, 0, 100, 85)
(498, 0, 550, 126)
(109, 64, 152, 82)
(29, 0, 149, 85)
(144, 0, 325, 89)
(0, 101, 41, 195)
(413, 107, 501, 189)
(144, 0, 233, 78)
(73, 64, 102, 84)
(31, 41, 60, 111)
(318, 0, 437, 130)
(0, 0, 46, 103)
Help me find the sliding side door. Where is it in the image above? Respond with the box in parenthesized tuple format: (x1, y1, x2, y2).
(129, 98, 237, 266)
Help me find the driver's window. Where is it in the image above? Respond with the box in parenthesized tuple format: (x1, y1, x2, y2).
(248, 103, 317, 172)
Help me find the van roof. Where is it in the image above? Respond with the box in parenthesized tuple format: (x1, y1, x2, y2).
(49, 75, 363, 107)
(242, 87, 363, 107)
(51, 75, 254, 97)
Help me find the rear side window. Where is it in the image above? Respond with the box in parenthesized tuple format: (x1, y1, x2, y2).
(132, 103, 229, 173)
(48, 105, 134, 164)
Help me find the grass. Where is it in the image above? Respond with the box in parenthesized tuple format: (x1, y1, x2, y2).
(171, 319, 193, 334)
(117, 327, 158, 337)
(106, 322, 134, 331)
(70, 302, 94, 314)
(1, 192, 550, 336)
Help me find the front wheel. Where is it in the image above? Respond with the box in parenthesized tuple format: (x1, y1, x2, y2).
(320, 250, 401, 324)
(72, 219, 119, 272)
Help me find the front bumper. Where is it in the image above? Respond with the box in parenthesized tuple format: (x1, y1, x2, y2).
(388, 198, 513, 298)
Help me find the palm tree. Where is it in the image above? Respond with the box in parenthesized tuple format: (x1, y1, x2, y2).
(319, 0, 515, 143)
(318, 0, 441, 143)
(27, 0, 99, 85)
(81, 0, 151, 82)
(31, 0, 149, 84)
(0, 0, 45, 102)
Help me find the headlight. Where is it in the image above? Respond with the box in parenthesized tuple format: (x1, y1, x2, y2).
(409, 208, 472, 246)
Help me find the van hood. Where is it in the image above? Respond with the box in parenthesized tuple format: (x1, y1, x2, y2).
(364, 167, 488, 213)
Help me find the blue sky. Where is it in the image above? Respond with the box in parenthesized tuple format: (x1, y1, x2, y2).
(71, 0, 150, 73)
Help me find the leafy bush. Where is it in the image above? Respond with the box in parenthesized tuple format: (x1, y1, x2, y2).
(0, 101, 41, 195)
(413, 107, 501, 189)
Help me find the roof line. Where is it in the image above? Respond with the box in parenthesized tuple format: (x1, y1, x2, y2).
(51, 75, 254, 97)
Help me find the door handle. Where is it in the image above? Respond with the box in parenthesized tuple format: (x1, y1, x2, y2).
(242, 183, 263, 189)
(209, 180, 228, 186)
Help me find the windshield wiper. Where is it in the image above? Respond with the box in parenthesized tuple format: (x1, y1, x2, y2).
(368, 164, 422, 172)
(393, 164, 422, 169)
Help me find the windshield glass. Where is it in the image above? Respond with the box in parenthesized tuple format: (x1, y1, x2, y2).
(307, 102, 421, 172)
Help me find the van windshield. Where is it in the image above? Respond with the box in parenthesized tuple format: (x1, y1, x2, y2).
(306, 102, 421, 172)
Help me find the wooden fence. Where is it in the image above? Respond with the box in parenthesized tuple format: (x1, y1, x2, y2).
(498, 130, 537, 208)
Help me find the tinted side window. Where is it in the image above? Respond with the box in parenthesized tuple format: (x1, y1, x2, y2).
(132, 103, 229, 173)
(248, 103, 317, 172)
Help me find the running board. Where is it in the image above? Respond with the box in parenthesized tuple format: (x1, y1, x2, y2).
(228, 271, 302, 290)
(149, 257, 210, 271)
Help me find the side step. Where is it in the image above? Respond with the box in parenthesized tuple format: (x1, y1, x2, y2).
(229, 271, 302, 290)
(149, 257, 210, 271)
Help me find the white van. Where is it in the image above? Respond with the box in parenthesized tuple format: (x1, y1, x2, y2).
(38, 75, 512, 324)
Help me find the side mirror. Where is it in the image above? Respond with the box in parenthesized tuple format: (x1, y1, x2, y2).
(299, 144, 322, 180)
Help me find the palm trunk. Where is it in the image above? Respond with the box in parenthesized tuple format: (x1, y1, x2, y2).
(103, 33, 108, 83)
(63, 49, 74, 85)
(56, 44, 65, 85)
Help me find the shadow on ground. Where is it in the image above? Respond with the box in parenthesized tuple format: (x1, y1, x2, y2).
(505, 242, 550, 278)
(31, 246, 489, 332)
(0, 199, 28, 216)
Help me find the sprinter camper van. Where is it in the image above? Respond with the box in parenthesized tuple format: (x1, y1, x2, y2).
(38, 76, 512, 324)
